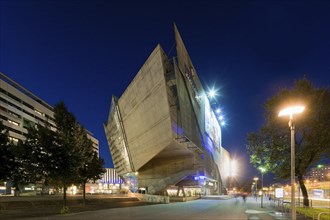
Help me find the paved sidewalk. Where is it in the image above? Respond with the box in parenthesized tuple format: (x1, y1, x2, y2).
(200, 195, 310, 220)
(239, 196, 309, 220)
(0, 195, 311, 219)
(0, 194, 150, 219)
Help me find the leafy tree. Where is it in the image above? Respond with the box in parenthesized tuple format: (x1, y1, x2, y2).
(10, 140, 33, 196)
(74, 124, 105, 205)
(79, 152, 105, 206)
(52, 101, 85, 208)
(23, 123, 57, 193)
(0, 120, 12, 181)
(246, 77, 330, 207)
(0, 120, 34, 195)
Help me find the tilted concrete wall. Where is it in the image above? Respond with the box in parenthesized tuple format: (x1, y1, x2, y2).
(118, 45, 173, 171)
(138, 154, 194, 187)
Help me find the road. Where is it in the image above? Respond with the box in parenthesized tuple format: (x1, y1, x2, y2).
(23, 196, 296, 220)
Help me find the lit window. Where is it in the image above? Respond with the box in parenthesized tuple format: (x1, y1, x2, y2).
(9, 136, 19, 143)
(34, 109, 44, 116)
(8, 119, 19, 126)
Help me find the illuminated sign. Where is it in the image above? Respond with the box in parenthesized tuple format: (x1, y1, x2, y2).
(275, 188, 284, 198)
(184, 65, 197, 90)
(312, 189, 324, 198)
(184, 65, 201, 106)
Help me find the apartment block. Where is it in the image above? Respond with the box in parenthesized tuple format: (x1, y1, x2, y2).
(0, 72, 99, 152)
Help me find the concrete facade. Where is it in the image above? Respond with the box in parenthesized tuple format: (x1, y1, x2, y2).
(104, 25, 231, 196)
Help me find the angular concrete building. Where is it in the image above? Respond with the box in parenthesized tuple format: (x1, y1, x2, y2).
(104, 25, 231, 196)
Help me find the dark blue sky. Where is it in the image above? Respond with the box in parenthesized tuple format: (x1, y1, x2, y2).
(1, 0, 329, 185)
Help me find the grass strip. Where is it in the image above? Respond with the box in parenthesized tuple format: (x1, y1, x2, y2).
(296, 207, 330, 220)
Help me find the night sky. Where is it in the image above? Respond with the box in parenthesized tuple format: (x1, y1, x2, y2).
(1, 0, 329, 185)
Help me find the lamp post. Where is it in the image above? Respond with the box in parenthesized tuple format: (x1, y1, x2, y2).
(279, 106, 305, 220)
(259, 167, 266, 208)
(253, 177, 259, 201)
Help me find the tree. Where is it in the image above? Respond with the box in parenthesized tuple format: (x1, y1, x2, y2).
(79, 152, 105, 206)
(10, 140, 33, 196)
(74, 124, 105, 205)
(1, 120, 38, 195)
(23, 123, 57, 193)
(52, 101, 85, 208)
(246, 77, 330, 207)
(0, 120, 12, 182)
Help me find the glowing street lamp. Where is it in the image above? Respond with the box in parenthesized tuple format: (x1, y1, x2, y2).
(278, 105, 305, 220)
(208, 88, 217, 99)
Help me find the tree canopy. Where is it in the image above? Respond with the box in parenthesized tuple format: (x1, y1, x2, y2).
(0, 121, 12, 181)
(246, 77, 330, 206)
(1, 101, 105, 210)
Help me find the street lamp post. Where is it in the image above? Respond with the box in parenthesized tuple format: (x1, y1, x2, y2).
(279, 106, 305, 220)
(253, 177, 259, 201)
(259, 167, 266, 208)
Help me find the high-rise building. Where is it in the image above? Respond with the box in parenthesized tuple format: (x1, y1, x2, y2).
(307, 165, 330, 181)
(104, 25, 232, 196)
(0, 72, 99, 152)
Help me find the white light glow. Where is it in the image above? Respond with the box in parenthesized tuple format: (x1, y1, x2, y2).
(208, 89, 217, 98)
(259, 167, 266, 173)
(230, 160, 236, 177)
(278, 106, 305, 117)
(216, 108, 221, 114)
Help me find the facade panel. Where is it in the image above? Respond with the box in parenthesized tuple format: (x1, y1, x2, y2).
(118, 45, 173, 170)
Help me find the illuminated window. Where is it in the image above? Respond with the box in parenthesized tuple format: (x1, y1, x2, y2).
(8, 119, 19, 126)
(9, 136, 19, 143)
(34, 109, 44, 116)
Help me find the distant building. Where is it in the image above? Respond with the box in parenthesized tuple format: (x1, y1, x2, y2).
(68, 168, 127, 195)
(307, 165, 330, 181)
(0, 72, 99, 152)
(0, 72, 99, 195)
(95, 168, 126, 194)
(104, 24, 232, 196)
(99, 168, 123, 185)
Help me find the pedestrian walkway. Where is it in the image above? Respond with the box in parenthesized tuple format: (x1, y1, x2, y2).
(1, 194, 312, 219)
(239, 196, 309, 220)
(0, 194, 148, 219)
(200, 194, 233, 200)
